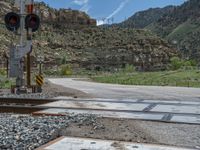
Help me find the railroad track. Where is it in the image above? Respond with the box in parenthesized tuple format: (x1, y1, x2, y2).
(0, 97, 200, 125)
(0, 97, 56, 114)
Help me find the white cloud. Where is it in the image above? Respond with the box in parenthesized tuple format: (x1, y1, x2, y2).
(97, 20, 105, 26)
(73, 0, 89, 5)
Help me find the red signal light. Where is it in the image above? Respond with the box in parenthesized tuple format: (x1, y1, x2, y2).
(25, 14, 40, 32)
(4, 12, 20, 32)
(26, 4, 34, 14)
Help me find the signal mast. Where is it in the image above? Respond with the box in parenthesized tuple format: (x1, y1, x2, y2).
(5, 0, 40, 94)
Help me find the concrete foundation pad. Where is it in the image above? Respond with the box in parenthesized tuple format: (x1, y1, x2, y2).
(37, 136, 194, 150)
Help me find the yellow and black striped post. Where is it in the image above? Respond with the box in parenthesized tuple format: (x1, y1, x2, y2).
(36, 74, 44, 86)
(36, 74, 44, 93)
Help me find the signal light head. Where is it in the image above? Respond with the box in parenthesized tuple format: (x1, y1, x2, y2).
(4, 12, 20, 32)
(25, 14, 40, 32)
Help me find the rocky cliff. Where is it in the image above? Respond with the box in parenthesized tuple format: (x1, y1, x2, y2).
(36, 2, 96, 26)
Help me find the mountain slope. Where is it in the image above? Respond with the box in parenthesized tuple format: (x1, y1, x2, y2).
(118, 0, 200, 62)
(118, 6, 175, 29)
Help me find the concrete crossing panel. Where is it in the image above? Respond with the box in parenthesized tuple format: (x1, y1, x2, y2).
(151, 105, 200, 114)
(40, 101, 148, 111)
(38, 137, 194, 150)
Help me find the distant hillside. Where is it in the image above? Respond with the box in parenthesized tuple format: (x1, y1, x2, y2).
(118, 6, 175, 29)
(118, 0, 200, 62)
(0, 0, 177, 71)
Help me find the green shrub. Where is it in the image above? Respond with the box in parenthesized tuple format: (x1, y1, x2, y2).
(60, 64, 72, 76)
(61, 55, 67, 65)
(188, 59, 197, 67)
(122, 64, 135, 73)
(184, 60, 197, 67)
(44, 69, 60, 76)
(0, 69, 6, 76)
(170, 57, 184, 70)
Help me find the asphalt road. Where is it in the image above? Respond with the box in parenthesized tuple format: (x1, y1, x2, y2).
(48, 78, 200, 101)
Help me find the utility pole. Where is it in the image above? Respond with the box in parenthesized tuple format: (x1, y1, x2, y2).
(26, 1, 34, 87)
(16, 0, 26, 93)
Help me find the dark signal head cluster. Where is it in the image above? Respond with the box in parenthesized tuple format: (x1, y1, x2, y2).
(5, 12, 40, 32)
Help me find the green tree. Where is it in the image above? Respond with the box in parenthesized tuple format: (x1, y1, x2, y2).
(170, 57, 183, 70)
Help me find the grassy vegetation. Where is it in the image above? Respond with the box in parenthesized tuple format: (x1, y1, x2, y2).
(0, 78, 12, 89)
(167, 22, 200, 41)
(43, 65, 73, 77)
(0, 69, 13, 89)
(43, 57, 200, 88)
(92, 69, 200, 88)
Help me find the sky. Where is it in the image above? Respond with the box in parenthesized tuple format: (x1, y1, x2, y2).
(36, 0, 186, 25)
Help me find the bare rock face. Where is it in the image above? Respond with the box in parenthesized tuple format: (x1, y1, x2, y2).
(36, 3, 96, 26)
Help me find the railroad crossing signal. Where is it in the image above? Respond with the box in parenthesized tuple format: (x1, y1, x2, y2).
(5, 12, 40, 33)
(5, 0, 41, 94)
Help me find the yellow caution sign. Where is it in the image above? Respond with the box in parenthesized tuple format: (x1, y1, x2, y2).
(36, 74, 44, 86)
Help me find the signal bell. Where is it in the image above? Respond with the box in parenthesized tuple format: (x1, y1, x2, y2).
(4, 12, 20, 32)
(25, 14, 40, 32)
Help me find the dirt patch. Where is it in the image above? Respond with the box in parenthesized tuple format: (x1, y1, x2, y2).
(42, 80, 93, 98)
(61, 118, 156, 144)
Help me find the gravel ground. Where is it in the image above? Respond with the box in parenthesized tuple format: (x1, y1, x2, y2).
(0, 113, 199, 149)
(0, 113, 103, 150)
(135, 121, 200, 149)
(61, 118, 200, 149)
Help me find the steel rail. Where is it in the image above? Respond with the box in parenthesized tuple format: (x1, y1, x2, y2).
(0, 103, 200, 116)
(0, 97, 56, 105)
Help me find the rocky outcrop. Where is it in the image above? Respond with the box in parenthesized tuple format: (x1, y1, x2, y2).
(36, 2, 96, 26)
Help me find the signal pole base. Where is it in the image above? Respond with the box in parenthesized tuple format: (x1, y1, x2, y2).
(36, 86, 42, 93)
(16, 87, 28, 95)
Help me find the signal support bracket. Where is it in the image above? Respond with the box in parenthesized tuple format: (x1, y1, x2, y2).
(15, 40, 32, 59)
